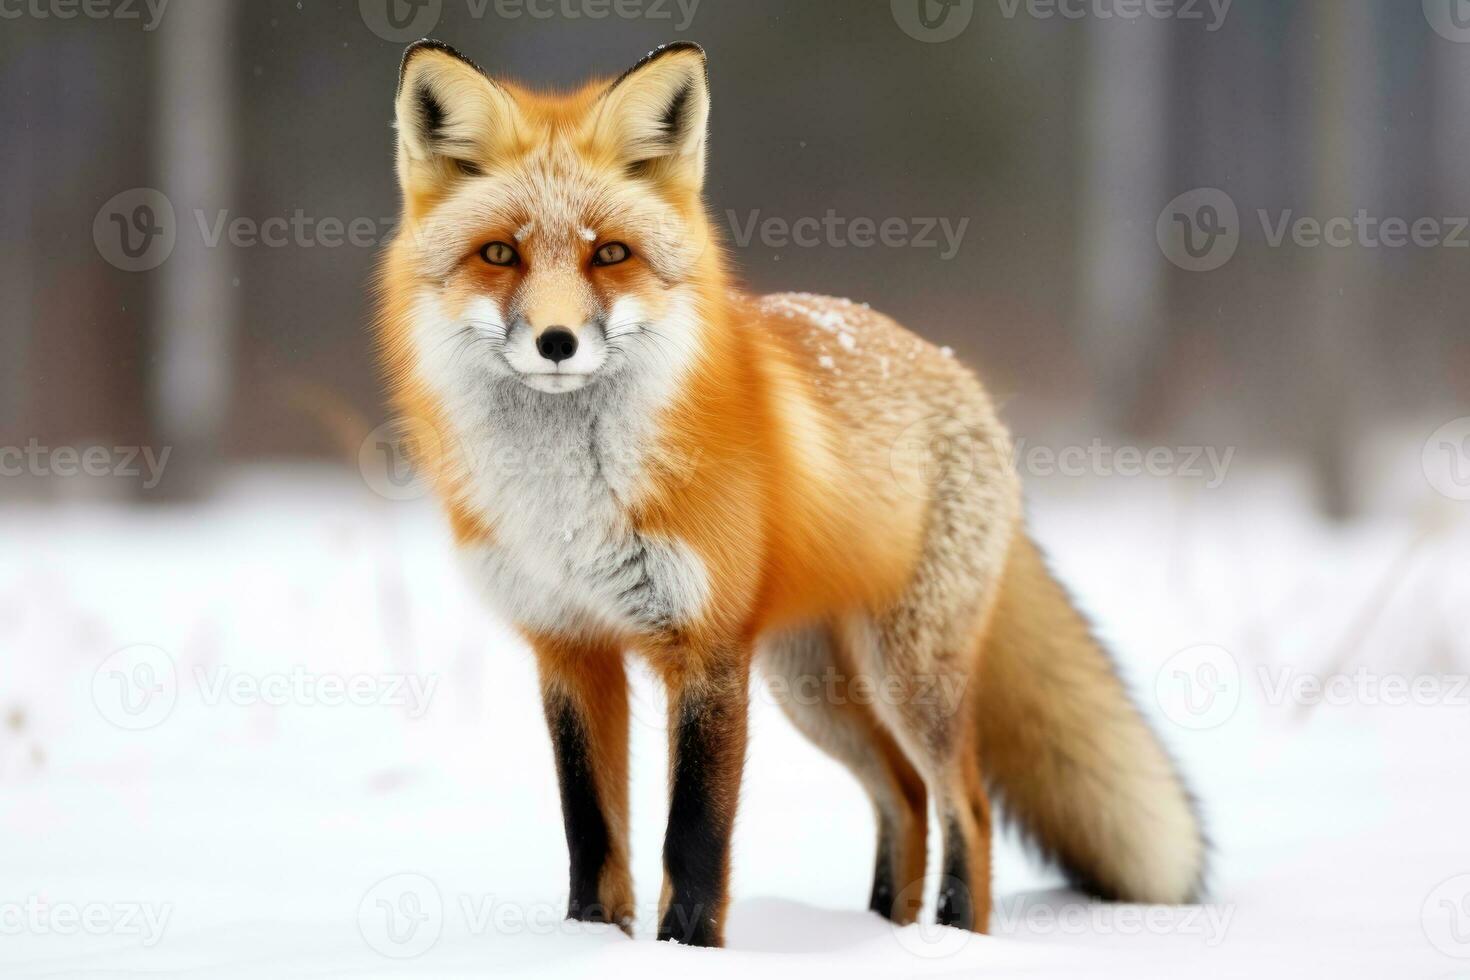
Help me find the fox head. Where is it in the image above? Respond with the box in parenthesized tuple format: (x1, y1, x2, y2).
(380, 40, 722, 399)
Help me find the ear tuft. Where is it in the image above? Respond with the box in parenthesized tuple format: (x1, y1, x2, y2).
(593, 42, 710, 189)
(661, 81, 693, 141)
(416, 84, 447, 141)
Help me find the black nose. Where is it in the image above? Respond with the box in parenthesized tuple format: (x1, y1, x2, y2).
(536, 327, 578, 364)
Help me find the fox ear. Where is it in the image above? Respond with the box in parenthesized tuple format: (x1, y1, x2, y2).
(395, 41, 521, 194)
(592, 42, 710, 190)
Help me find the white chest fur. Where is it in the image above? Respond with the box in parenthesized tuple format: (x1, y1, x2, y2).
(452, 398, 711, 638)
(411, 293, 710, 639)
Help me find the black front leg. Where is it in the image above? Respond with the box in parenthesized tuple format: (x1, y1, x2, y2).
(533, 640, 634, 932)
(545, 694, 613, 921)
(657, 656, 750, 947)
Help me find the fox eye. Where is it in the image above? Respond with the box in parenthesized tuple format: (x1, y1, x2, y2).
(592, 241, 631, 266)
(480, 241, 519, 266)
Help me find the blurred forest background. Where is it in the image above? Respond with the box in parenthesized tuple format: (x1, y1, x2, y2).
(2, 0, 1468, 516)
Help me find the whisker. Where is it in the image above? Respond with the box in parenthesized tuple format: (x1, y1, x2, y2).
(464, 318, 509, 340)
(428, 324, 474, 354)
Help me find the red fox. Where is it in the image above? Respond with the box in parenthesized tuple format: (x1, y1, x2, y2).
(375, 39, 1205, 948)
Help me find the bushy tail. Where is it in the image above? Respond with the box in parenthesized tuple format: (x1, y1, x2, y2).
(976, 530, 1207, 904)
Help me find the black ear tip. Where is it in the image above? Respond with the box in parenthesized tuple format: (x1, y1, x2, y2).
(654, 40, 707, 73)
(660, 40, 706, 58)
(611, 41, 709, 91)
(397, 39, 488, 94)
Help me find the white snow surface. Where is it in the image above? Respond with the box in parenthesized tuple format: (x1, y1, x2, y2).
(2, 466, 1468, 977)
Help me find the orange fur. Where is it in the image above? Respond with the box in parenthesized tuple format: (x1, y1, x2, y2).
(375, 46, 923, 657)
(373, 40, 1206, 949)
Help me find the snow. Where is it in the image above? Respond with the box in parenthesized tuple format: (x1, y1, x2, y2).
(2, 465, 1467, 977)
(759, 292, 865, 337)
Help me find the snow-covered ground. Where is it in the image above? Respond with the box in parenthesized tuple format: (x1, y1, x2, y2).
(3, 464, 1468, 977)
